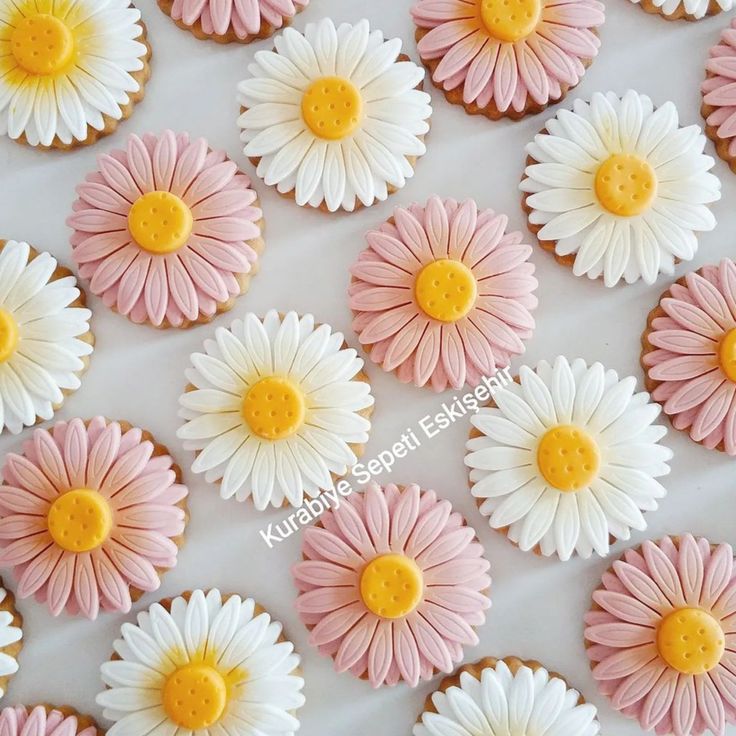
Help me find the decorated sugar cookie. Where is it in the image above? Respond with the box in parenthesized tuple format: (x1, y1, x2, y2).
(68, 131, 264, 329)
(411, 0, 604, 120)
(466, 357, 672, 560)
(158, 0, 308, 43)
(293, 482, 491, 687)
(586, 535, 736, 736)
(0, 584, 21, 698)
(237, 18, 432, 212)
(703, 20, 736, 173)
(0, 240, 92, 435)
(350, 196, 537, 392)
(0, 0, 150, 149)
(98, 589, 305, 736)
(414, 657, 600, 736)
(642, 260, 736, 455)
(0, 706, 101, 736)
(0, 418, 188, 619)
(178, 310, 374, 509)
(521, 91, 720, 286)
(630, 0, 731, 20)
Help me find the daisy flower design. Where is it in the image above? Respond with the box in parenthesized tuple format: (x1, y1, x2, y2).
(0, 240, 92, 435)
(293, 483, 491, 687)
(350, 196, 537, 392)
(98, 589, 305, 736)
(0, 417, 188, 619)
(411, 0, 604, 119)
(631, 0, 732, 20)
(0, 707, 99, 736)
(68, 130, 263, 328)
(585, 534, 736, 736)
(178, 310, 374, 510)
(0, 584, 21, 698)
(414, 657, 600, 736)
(642, 259, 736, 455)
(237, 18, 432, 212)
(521, 90, 721, 286)
(466, 356, 673, 561)
(0, 0, 150, 149)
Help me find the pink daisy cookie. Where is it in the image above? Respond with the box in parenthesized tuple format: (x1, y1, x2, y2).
(411, 0, 604, 120)
(0, 417, 188, 619)
(585, 534, 736, 736)
(68, 130, 264, 329)
(642, 259, 736, 455)
(293, 482, 492, 688)
(703, 19, 736, 174)
(0, 707, 100, 736)
(350, 196, 537, 392)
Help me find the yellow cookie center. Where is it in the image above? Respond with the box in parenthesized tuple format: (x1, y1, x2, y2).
(656, 608, 725, 675)
(414, 259, 478, 323)
(11, 14, 75, 76)
(719, 328, 736, 383)
(359, 553, 423, 619)
(242, 377, 306, 440)
(162, 663, 228, 730)
(537, 425, 600, 492)
(0, 309, 19, 364)
(479, 0, 542, 43)
(127, 191, 194, 255)
(47, 489, 113, 553)
(594, 154, 657, 217)
(301, 76, 362, 141)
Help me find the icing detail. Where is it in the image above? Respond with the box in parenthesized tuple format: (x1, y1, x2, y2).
(0, 241, 91, 434)
(466, 356, 672, 561)
(643, 259, 736, 454)
(0, 588, 22, 698)
(537, 425, 599, 492)
(594, 154, 657, 216)
(703, 20, 736, 158)
(69, 131, 262, 328)
(0, 0, 148, 147)
(0, 707, 97, 736)
(522, 91, 721, 286)
(237, 18, 432, 212)
(293, 482, 491, 687)
(411, 0, 604, 114)
(178, 310, 374, 509)
(585, 534, 736, 736)
(301, 77, 362, 140)
(47, 489, 112, 553)
(98, 589, 305, 736)
(0, 417, 187, 619)
(360, 553, 423, 619)
(350, 196, 537, 392)
(630, 0, 733, 19)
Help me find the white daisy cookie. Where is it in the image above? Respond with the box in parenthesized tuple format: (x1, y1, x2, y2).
(0, 0, 151, 150)
(521, 90, 721, 286)
(237, 17, 432, 212)
(98, 589, 305, 736)
(631, 0, 732, 21)
(465, 357, 673, 561)
(178, 310, 374, 509)
(0, 583, 22, 698)
(0, 240, 93, 434)
(414, 656, 600, 736)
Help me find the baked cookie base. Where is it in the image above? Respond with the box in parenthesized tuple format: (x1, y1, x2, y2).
(16, 706, 101, 735)
(634, 0, 725, 21)
(0, 581, 22, 697)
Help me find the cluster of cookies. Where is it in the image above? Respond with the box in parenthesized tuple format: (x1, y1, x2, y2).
(0, 0, 734, 736)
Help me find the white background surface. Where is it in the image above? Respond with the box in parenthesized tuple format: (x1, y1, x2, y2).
(0, 0, 735, 734)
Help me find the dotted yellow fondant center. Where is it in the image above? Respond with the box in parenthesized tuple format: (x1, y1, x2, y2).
(479, 0, 542, 43)
(128, 191, 194, 254)
(301, 76, 362, 140)
(414, 259, 478, 323)
(0, 309, 19, 364)
(360, 553, 423, 619)
(11, 14, 75, 76)
(537, 425, 600, 492)
(594, 154, 657, 217)
(719, 328, 736, 383)
(162, 663, 228, 730)
(47, 489, 113, 553)
(656, 608, 725, 675)
(242, 377, 306, 440)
